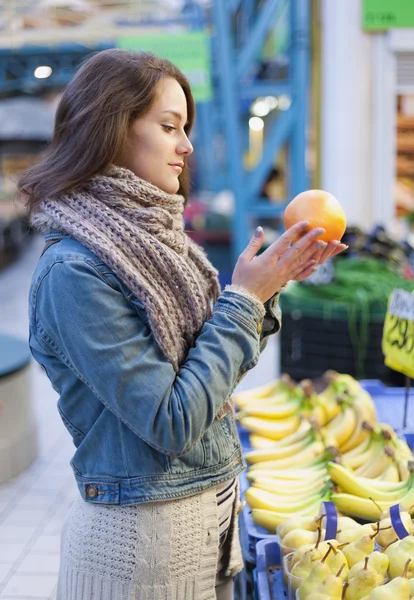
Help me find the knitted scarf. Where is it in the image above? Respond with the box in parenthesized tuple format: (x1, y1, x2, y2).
(32, 166, 221, 371)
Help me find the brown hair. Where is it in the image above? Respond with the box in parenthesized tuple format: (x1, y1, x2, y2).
(18, 49, 195, 214)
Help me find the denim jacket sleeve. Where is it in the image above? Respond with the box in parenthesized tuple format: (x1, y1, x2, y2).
(33, 259, 279, 456)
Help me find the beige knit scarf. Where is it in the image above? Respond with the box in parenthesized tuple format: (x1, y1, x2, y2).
(32, 166, 221, 371)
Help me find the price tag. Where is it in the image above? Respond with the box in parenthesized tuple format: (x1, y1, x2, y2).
(382, 289, 414, 378)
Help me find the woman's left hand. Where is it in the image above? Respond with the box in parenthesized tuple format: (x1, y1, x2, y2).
(294, 240, 348, 282)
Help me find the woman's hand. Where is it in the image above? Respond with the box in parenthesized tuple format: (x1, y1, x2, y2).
(231, 222, 347, 302)
(293, 238, 348, 282)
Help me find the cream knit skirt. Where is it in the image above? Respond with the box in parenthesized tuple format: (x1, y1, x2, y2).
(56, 485, 243, 600)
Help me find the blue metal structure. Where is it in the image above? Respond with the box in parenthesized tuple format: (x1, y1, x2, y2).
(212, 0, 310, 259)
(0, 0, 310, 262)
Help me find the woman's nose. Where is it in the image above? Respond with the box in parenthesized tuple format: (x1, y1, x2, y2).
(178, 137, 193, 156)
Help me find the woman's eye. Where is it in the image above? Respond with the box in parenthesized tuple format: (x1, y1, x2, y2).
(162, 125, 175, 133)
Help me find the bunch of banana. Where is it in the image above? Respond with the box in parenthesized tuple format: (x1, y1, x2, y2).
(331, 462, 414, 521)
(233, 373, 297, 409)
(237, 371, 414, 528)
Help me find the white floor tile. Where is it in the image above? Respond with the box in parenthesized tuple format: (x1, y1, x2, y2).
(0, 525, 36, 544)
(1, 509, 48, 527)
(2, 573, 57, 597)
(0, 544, 26, 563)
(29, 536, 60, 555)
(0, 564, 12, 585)
(41, 519, 64, 537)
(16, 553, 60, 575)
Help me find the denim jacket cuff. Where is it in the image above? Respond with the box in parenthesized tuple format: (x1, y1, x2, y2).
(224, 285, 266, 319)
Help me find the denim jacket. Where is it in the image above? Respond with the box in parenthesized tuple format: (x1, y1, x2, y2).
(28, 231, 281, 505)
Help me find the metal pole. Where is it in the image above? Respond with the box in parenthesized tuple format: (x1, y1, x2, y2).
(213, 0, 247, 261)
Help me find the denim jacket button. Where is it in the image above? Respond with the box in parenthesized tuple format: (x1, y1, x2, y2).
(86, 485, 98, 499)
(257, 322, 263, 334)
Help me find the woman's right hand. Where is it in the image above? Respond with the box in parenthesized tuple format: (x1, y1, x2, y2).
(231, 221, 327, 303)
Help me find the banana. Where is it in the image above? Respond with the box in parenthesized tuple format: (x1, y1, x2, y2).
(324, 405, 357, 449)
(341, 433, 372, 459)
(354, 446, 391, 479)
(245, 485, 329, 513)
(377, 459, 401, 483)
(240, 398, 302, 420)
(244, 433, 314, 464)
(339, 401, 373, 454)
(251, 508, 287, 531)
(266, 419, 313, 447)
(246, 467, 328, 482)
(327, 462, 410, 502)
(238, 414, 301, 440)
(247, 440, 325, 471)
(342, 437, 384, 470)
(251, 505, 321, 530)
(249, 435, 281, 449)
(331, 493, 393, 521)
(233, 374, 296, 408)
(397, 459, 411, 482)
(332, 467, 414, 520)
(253, 476, 328, 497)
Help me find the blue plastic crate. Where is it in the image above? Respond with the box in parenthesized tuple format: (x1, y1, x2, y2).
(254, 539, 286, 600)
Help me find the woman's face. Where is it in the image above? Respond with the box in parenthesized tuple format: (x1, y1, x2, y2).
(119, 77, 193, 194)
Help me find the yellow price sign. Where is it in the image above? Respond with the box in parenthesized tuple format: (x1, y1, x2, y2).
(382, 289, 414, 378)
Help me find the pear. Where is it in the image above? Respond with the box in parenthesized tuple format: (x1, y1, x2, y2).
(336, 523, 376, 544)
(282, 527, 326, 551)
(300, 595, 331, 600)
(377, 513, 413, 547)
(344, 557, 378, 600)
(322, 542, 349, 580)
(348, 551, 389, 583)
(409, 577, 414, 597)
(297, 556, 332, 600)
(366, 559, 411, 599)
(290, 527, 325, 568)
(312, 573, 343, 600)
(387, 537, 414, 579)
(291, 529, 326, 579)
(342, 531, 377, 568)
(278, 514, 323, 540)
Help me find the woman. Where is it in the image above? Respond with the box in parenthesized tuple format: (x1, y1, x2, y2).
(20, 49, 345, 600)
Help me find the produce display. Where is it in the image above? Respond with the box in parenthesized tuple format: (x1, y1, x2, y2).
(234, 371, 414, 598)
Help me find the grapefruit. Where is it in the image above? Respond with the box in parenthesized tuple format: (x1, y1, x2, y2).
(284, 190, 346, 243)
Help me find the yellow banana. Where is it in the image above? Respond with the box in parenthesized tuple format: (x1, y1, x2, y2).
(245, 486, 327, 513)
(251, 506, 321, 530)
(244, 434, 314, 464)
(342, 437, 384, 470)
(238, 414, 301, 440)
(341, 433, 372, 459)
(254, 479, 327, 498)
(354, 446, 391, 479)
(233, 374, 296, 408)
(331, 493, 392, 521)
(246, 467, 328, 482)
(247, 440, 325, 471)
(240, 398, 302, 419)
(327, 462, 410, 502)
(266, 419, 313, 447)
(324, 405, 357, 449)
(340, 401, 374, 454)
(376, 459, 401, 483)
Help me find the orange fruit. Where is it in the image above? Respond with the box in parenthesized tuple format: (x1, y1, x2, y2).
(283, 190, 346, 243)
